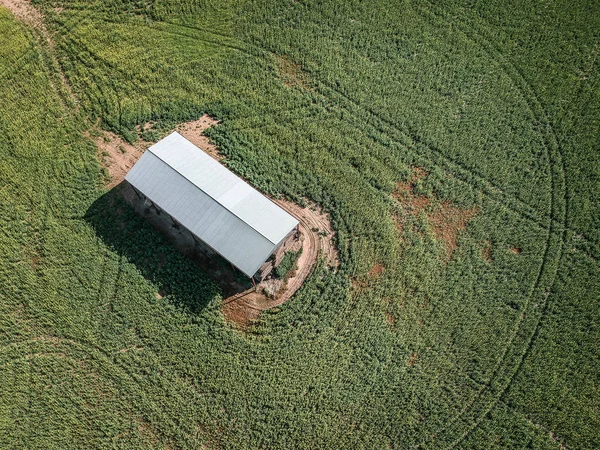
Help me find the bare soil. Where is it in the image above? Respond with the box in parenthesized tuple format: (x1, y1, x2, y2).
(176, 115, 221, 161)
(407, 352, 419, 367)
(91, 130, 151, 188)
(393, 167, 477, 260)
(510, 247, 522, 254)
(0, 0, 45, 30)
(94, 114, 220, 189)
(276, 55, 311, 90)
(352, 262, 385, 291)
(481, 241, 493, 263)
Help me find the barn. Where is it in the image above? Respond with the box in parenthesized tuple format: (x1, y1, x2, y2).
(125, 132, 299, 280)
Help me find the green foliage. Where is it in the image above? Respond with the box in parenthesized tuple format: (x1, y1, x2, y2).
(274, 248, 302, 279)
(0, 0, 598, 449)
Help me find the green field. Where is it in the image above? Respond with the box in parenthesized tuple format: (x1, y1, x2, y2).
(0, 0, 598, 448)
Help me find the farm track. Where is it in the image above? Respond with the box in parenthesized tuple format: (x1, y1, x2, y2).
(407, 4, 567, 448)
(0, 0, 77, 109)
(111, 12, 600, 261)
(0, 3, 588, 446)
(0, 334, 217, 447)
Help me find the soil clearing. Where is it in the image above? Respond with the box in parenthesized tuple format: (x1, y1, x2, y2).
(276, 55, 312, 90)
(352, 262, 385, 291)
(1, 0, 45, 30)
(100, 116, 339, 330)
(393, 167, 477, 259)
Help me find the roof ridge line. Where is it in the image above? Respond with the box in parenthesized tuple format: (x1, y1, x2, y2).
(147, 140, 285, 246)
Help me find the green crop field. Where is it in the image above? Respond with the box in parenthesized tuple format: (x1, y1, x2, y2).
(0, 0, 598, 448)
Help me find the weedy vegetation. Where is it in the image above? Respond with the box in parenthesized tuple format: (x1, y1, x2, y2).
(0, 0, 598, 448)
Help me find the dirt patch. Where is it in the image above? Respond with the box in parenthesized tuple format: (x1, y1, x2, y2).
(176, 114, 222, 161)
(352, 262, 385, 291)
(90, 129, 150, 189)
(407, 352, 418, 367)
(481, 241, 493, 263)
(393, 167, 477, 259)
(510, 247, 522, 254)
(0, 0, 45, 30)
(384, 311, 397, 326)
(94, 114, 219, 188)
(221, 200, 339, 330)
(276, 55, 311, 90)
(429, 202, 478, 259)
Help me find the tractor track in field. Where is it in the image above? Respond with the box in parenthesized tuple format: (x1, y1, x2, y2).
(407, 3, 568, 448)
(0, 0, 77, 108)
(0, 3, 585, 446)
(0, 334, 216, 447)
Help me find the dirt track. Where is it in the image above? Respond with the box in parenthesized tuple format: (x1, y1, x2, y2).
(1, 0, 77, 106)
(221, 200, 338, 329)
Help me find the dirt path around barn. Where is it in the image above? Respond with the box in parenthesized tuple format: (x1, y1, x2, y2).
(97, 115, 339, 329)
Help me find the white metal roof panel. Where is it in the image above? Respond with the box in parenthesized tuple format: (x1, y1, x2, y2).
(125, 151, 279, 277)
(147, 132, 298, 245)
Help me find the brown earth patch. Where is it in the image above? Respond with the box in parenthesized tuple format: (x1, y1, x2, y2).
(408, 352, 418, 367)
(481, 241, 493, 263)
(393, 167, 477, 259)
(510, 247, 522, 254)
(90, 129, 150, 189)
(93, 114, 220, 188)
(352, 262, 385, 291)
(221, 200, 339, 330)
(276, 55, 311, 90)
(0, 0, 45, 31)
(429, 202, 478, 259)
(384, 311, 397, 326)
(176, 114, 222, 161)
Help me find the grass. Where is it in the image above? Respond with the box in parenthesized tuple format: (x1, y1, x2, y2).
(0, 0, 598, 448)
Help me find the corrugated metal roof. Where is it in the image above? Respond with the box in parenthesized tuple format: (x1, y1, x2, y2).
(125, 132, 298, 277)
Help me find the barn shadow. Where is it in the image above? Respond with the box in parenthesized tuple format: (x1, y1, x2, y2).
(84, 181, 253, 314)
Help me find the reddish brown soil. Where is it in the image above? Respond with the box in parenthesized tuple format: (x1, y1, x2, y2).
(393, 167, 477, 259)
(91, 130, 150, 188)
(94, 114, 220, 188)
(408, 352, 419, 367)
(276, 55, 311, 90)
(352, 262, 385, 291)
(481, 241, 493, 263)
(176, 115, 222, 161)
(429, 202, 478, 259)
(510, 247, 522, 254)
(221, 200, 339, 330)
